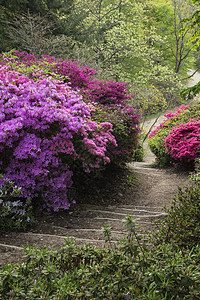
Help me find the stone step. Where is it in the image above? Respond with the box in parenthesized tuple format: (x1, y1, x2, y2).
(79, 204, 164, 214)
(0, 232, 111, 250)
(81, 209, 167, 218)
(31, 224, 127, 240)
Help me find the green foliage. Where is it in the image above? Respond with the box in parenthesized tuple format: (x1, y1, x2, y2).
(1, 217, 200, 298)
(181, 80, 200, 101)
(132, 142, 145, 162)
(0, 0, 74, 52)
(149, 0, 195, 74)
(6, 12, 76, 58)
(1, 0, 193, 101)
(153, 158, 200, 249)
(132, 85, 167, 117)
(0, 177, 34, 231)
(149, 127, 171, 166)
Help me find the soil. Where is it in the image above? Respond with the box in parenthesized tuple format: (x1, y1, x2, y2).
(0, 116, 190, 267)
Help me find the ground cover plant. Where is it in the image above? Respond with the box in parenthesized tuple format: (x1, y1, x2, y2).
(0, 50, 140, 213)
(0, 177, 34, 231)
(1, 216, 200, 299)
(148, 103, 200, 168)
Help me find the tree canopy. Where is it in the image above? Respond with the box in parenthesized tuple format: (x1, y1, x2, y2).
(0, 0, 199, 102)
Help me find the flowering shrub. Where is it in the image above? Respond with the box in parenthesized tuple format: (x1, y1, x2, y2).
(149, 105, 189, 139)
(149, 104, 200, 168)
(165, 120, 200, 164)
(3, 50, 140, 166)
(0, 50, 140, 211)
(11, 50, 133, 104)
(0, 62, 116, 211)
(0, 177, 34, 230)
(85, 79, 132, 105)
(90, 102, 140, 165)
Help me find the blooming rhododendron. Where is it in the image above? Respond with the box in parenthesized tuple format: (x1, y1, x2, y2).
(149, 103, 200, 168)
(0, 50, 140, 211)
(165, 120, 200, 163)
(149, 105, 189, 138)
(8, 50, 140, 164)
(0, 63, 116, 211)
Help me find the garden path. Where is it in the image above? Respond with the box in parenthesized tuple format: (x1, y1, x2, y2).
(0, 115, 190, 266)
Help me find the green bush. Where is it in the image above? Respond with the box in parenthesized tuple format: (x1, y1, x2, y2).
(1, 216, 200, 299)
(153, 158, 200, 249)
(0, 177, 34, 231)
(132, 85, 167, 117)
(148, 103, 200, 167)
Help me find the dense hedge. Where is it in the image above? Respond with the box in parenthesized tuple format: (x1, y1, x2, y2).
(148, 103, 200, 168)
(153, 158, 200, 249)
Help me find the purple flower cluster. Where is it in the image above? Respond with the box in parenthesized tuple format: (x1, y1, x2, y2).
(10, 50, 140, 165)
(0, 60, 116, 211)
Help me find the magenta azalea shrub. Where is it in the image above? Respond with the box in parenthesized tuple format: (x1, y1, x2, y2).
(149, 105, 189, 139)
(12, 50, 132, 104)
(90, 102, 140, 164)
(149, 104, 200, 168)
(85, 79, 132, 105)
(165, 120, 200, 163)
(0, 51, 140, 211)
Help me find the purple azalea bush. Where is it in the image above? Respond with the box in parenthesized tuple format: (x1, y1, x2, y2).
(0, 61, 116, 211)
(11, 50, 141, 165)
(0, 51, 140, 211)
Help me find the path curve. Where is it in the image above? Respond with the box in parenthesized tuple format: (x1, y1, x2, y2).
(0, 117, 189, 266)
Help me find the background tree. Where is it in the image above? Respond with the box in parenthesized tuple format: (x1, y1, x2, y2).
(180, 0, 200, 100)
(148, 0, 196, 75)
(1, 0, 198, 106)
(0, 0, 74, 51)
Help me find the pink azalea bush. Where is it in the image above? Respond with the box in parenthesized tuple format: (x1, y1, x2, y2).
(149, 105, 189, 138)
(0, 51, 140, 211)
(149, 104, 200, 168)
(165, 120, 200, 163)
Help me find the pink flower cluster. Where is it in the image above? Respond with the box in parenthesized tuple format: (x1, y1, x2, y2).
(0, 62, 116, 211)
(149, 105, 189, 138)
(85, 79, 132, 105)
(12, 50, 132, 104)
(164, 105, 190, 120)
(165, 120, 200, 163)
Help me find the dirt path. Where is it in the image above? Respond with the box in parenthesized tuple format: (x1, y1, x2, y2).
(0, 116, 189, 267)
